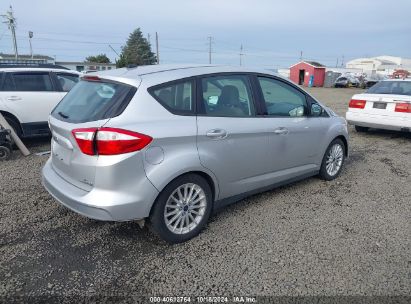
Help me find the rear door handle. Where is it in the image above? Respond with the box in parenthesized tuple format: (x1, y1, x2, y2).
(273, 127, 289, 135)
(206, 129, 227, 139)
(7, 96, 22, 101)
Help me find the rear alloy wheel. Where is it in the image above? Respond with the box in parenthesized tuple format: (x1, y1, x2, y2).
(355, 125, 369, 132)
(149, 174, 212, 243)
(319, 139, 345, 181)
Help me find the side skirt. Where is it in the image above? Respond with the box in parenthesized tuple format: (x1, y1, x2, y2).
(213, 171, 319, 212)
(21, 122, 50, 137)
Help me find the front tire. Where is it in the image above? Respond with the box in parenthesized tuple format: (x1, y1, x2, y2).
(319, 139, 345, 181)
(149, 174, 213, 244)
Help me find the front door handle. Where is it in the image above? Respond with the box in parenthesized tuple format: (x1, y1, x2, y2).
(206, 129, 228, 139)
(7, 96, 22, 101)
(273, 127, 289, 135)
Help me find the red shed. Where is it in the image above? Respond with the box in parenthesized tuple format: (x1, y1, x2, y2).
(289, 61, 326, 87)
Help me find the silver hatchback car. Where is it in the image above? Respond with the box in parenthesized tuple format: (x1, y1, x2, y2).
(42, 65, 348, 243)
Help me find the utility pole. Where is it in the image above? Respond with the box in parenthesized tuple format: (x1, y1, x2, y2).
(208, 36, 213, 64)
(239, 44, 244, 66)
(155, 32, 160, 64)
(341, 55, 345, 67)
(28, 31, 33, 59)
(336, 57, 339, 68)
(1, 6, 18, 59)
(300, 50, 303, 61)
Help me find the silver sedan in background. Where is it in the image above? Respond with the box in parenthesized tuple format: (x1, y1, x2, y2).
(42, 65, 349, 243)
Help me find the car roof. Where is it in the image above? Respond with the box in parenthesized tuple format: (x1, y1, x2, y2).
(0, 67, 81, 74)
(380, 78, 411, 82)
(92, 64, 282, 87)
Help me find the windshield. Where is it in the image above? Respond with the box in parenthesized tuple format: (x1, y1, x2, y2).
(367, 81, 411, 96)
(52, 80, 136, 123)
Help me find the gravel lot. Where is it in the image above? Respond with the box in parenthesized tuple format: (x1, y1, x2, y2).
(1, 87, 410, 300)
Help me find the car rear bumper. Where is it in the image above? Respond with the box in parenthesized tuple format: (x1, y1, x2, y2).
(346, 111, 411, 131)
(42, 159, 159, 221)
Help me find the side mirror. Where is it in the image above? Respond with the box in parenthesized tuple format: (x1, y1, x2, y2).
(311, 103, 323, 117)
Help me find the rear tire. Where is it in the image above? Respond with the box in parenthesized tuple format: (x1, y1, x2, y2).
(0, 146, 11, 161)
(319, 139, 345, 181)
(355, 125, 369, 132)
(3, 116, 22, 138)
(149, 174, 213, 244)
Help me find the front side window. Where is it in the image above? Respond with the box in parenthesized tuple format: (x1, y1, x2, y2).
(56, 73, 79, 92)
(201, 75, 255, 117)
(152, 80, 193, 114)
(13, 72, 54, 92)
(258, 77, 307, 117)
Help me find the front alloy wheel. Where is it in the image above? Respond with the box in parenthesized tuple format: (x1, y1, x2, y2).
(325, 144, 344, 176)
(319, 139, 345, 180)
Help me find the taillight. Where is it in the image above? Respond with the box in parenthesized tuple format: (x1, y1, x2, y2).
(72, 128, 152, 156)
(395, 103, 411, 113)
(82, 75, 101, 81)
(96, 128, 152, 155)
(349, 99, 366, 109)
(72, 128, 97, 155)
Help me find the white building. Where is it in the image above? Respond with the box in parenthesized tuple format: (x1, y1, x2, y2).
(346, 56, 411, 75)
(0, 54, 117, 72)
(56, 61, 116, 72)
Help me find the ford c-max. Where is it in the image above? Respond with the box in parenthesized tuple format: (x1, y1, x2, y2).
(42, 65, 349, 243)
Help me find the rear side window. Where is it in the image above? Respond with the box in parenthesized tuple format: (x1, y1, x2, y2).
(1, 73, 15, 91)
(52, 80, 136, 123)
(56, 73, 79, 92)
(13, 72, 54, 91)
(151, 80, 194, 114)
(367, 81, 411, 96)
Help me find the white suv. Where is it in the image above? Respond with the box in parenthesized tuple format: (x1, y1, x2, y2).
(0, 66, 81, 137)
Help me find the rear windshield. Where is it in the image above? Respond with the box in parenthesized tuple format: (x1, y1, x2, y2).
(52, 80, 136, 123)
(367, 81, 411, 96)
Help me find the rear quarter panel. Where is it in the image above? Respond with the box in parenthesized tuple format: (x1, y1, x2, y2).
(103, 83, 220, 200)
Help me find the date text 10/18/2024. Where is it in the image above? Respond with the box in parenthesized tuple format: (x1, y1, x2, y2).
(149, 296, 257, 303)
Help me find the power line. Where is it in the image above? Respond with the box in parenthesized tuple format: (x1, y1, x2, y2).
(108, 44, 120, 57)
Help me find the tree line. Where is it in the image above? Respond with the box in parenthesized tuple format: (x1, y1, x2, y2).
(85, 28, 157, 68)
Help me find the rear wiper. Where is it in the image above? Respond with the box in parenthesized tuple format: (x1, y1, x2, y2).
(58, 111, 69, 119)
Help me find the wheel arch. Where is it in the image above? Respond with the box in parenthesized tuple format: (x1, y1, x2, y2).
(0, 110, 23, 134)
(334, 134, 349, 156)
(158, 169, 218, 201)
(148, 169, 219, 217)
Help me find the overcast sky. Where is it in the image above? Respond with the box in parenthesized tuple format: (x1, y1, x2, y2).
(0, 0, 410, 68)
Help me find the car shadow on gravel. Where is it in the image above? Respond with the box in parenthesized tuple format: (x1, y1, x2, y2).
(357, 129, 411, 139)
(21, 136, 51, 148)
